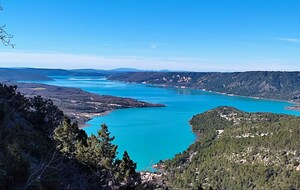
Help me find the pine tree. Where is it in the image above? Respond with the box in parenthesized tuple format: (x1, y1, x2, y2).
(117, 151, 138, 184)
(28, 96, 63, 132)
(74, 124, 118, 171)
(84, 134, 103, 169)
(53, 117, 86, 159)
(97, 124, 118, 169)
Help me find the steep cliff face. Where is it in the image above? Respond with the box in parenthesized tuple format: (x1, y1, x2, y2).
(108, 71, 300, 102)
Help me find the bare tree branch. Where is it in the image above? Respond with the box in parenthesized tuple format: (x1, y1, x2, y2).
(0, 5, 15, 48)
(20, 150, 66, 190)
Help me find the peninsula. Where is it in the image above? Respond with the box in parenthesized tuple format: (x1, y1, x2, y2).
(0, 68, 165, 127)
(158, 106, 300, 189)
(9, 82, 165, 127)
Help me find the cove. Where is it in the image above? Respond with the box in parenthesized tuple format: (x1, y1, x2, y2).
(32, 76, 300, 171)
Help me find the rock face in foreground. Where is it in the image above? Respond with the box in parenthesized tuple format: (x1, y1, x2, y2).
(14, 82, 164, 127)
(108, 71, 300, 102)
(161, 107, 300, 189)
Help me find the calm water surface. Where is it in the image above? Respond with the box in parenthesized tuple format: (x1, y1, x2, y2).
(29, 76, 300, 170)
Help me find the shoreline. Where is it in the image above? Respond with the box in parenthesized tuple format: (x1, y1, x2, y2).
(12, 81, 166, 129)
(79, 105, 167, 129)
(285, 104, 300, 111)
(78, 110, 112, 129)
(114, 80, 300, 112)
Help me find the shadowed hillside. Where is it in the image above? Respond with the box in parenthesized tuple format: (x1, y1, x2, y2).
(0, 83, 153, 190)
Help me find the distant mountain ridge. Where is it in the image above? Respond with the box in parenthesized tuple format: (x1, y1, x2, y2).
(0, 68, 54, 81)
(0, 68, 107, 80)
(108, 71, 300, 102)
(0, 67, 154, 81)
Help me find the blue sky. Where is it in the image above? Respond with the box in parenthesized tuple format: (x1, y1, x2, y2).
(0, 0, 300, 71)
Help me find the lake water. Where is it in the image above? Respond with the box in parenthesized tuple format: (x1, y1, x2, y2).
(29, 76, 300, 171)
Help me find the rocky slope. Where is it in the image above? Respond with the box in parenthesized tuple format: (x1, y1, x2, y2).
(0, 83, 144, 189)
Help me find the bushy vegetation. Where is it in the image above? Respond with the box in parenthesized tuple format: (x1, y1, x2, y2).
(0, 83, 140, 190)
(163, 107, 300, 189)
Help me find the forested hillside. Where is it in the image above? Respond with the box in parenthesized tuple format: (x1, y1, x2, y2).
(162, 107, 300, 189)
(108, 71, 300, 102)
(0, 84, 146, 190)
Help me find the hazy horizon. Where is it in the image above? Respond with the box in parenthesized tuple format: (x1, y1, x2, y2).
(2, 66, 300, 73)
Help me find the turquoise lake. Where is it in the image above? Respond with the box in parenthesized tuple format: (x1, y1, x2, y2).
(29, 76, 300, 171)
